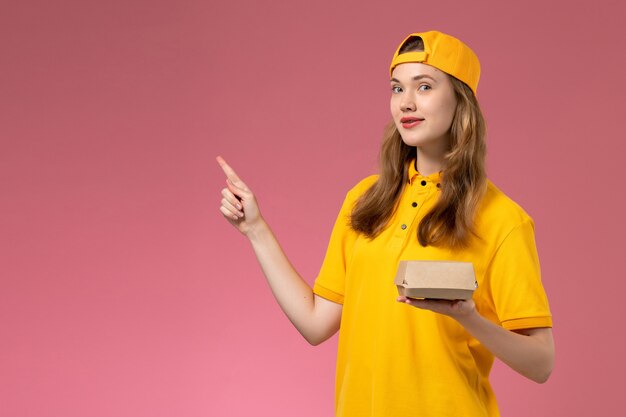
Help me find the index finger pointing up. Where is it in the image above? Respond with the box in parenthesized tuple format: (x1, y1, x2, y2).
(216, 156, 246, 187)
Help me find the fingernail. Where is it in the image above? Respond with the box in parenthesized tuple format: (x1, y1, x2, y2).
(236, 203, 242, 209)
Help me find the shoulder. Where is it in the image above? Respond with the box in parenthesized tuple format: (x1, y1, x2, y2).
(334, 174, 379, 215)
(346, 174, 379, 200)
(476, 180, 535, 235)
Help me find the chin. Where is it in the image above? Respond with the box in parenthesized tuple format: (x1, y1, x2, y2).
(400, 136, 434, 148)
(399, 131, 449, 150)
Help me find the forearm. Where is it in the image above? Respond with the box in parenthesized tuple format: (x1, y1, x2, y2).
(456, 311, 554, 383)
(246, 219, 333, 344)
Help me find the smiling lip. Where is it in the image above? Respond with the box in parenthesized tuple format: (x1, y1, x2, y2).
(400, 117, 424, 128)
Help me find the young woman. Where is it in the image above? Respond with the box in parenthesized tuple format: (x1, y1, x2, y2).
(217, 30, 554, 417)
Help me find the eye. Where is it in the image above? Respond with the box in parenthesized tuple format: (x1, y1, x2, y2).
(418, 84, 431, 91)
(391, 85, 403, 94)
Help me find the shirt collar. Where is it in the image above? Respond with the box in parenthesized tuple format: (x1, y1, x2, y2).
(407, 158, 443, 186)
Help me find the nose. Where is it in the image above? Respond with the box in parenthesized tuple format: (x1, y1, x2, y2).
(400, 95, 416, 112)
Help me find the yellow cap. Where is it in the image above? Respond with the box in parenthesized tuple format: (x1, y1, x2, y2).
(389, 31, 481, 95)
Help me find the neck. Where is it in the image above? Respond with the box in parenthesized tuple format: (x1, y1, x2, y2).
(415, 141, 448, 176)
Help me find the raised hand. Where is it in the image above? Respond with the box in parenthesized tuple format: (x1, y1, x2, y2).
(216, 156, 264, 235)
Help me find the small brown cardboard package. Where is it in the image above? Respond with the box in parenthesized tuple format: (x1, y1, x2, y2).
(395, 260, 477, 300)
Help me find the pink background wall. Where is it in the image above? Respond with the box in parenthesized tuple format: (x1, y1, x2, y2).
(2, 0, 624, 415)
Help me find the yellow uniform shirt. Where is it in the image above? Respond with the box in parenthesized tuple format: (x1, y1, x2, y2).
(313, 160, 552, 417)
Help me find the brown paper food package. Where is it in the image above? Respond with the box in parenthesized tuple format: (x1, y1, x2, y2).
(394, 260, 477, 300)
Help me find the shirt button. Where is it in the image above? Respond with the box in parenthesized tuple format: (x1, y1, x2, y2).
(401, 224, 407, 230)
(420, 180, 427, 186)
(411, 202, 417, 207)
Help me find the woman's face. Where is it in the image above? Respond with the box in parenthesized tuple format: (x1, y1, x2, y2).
(390, 63, 457, 151)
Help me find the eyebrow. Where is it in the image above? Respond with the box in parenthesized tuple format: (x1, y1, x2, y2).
(390, 75, 437, 83)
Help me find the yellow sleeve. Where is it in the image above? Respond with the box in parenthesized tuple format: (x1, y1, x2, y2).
(486, 218, 553, 330)
(313, 177, 374, 304)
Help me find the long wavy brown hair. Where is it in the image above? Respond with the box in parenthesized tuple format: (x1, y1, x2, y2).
(350, 37, 487, 248)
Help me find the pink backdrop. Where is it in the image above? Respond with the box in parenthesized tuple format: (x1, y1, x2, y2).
(2, 0, 625, 415)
